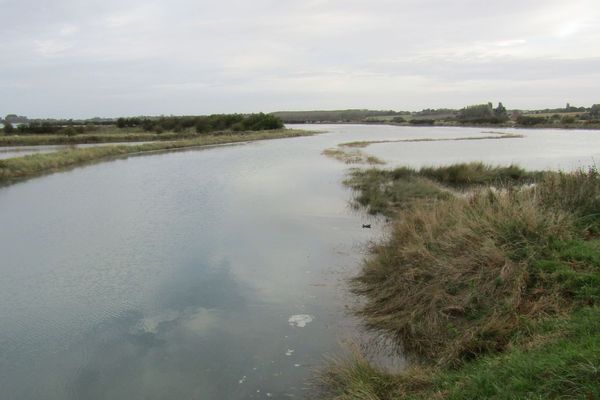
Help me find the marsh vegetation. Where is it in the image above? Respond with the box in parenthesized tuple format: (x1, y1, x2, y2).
(320, 163, 600, 399)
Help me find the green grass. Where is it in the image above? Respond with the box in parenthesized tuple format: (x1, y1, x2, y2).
(0, 129, 313, 185)
(428, 307, 600, 400)
(318, 164, 600, 399)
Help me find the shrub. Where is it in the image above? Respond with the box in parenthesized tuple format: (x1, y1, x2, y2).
(409, 119, 435, 125)
(517, 115, 547, 126)
(3, 122, 14, 134)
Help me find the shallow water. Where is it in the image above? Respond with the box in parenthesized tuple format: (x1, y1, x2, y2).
(1, 124, 599, 399)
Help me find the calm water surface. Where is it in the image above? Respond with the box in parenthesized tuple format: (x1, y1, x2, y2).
(1, 124, 600, 399)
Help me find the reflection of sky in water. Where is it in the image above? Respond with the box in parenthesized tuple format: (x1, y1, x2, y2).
(1, 125, 599, 399)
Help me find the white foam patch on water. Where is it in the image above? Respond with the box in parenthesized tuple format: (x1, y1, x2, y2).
(132, 307, 218, 336)
(285, 349, 294, 356)
(288, 314, 313, 327)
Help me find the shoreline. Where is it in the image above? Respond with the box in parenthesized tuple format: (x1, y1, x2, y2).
(0, 130, 230, 147)
(286, 121, 600, 130)
(0, 129, 314, 186)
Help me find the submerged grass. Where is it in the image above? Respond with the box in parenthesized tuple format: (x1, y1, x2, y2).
(344, 163, 538, 216)
(0, 129, 312, 185)
(320, 163, 600, 399)
(323, 147, 386, 165)
(343, 168, 451, 216)
(339, 134, 523, 148)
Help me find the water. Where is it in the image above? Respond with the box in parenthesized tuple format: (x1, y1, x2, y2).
(1, 124, 600, 399)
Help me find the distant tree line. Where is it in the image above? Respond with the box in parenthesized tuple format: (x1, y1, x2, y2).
(457, 102, 509, 124)
(409, 118, 436, 125)
(0, 113, 284, 135)
(116, 113, 283, 133)
(2, 122, 92, 135)
(272, 109, 405, 123)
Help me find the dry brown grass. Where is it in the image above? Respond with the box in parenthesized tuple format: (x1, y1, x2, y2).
(319, 165, 600, 399)
(353, 187, 576, 366)
(316, 345, 435, 400)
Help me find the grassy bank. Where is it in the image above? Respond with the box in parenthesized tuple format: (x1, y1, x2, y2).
(0, 129, 312, 185)
(320, 163, 600, 399)
(0, 128, 206, 146)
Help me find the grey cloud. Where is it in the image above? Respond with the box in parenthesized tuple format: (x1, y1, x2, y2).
(1, 0, 599, 117)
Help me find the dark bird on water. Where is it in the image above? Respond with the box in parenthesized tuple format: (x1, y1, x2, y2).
(362, 224, 371, 229)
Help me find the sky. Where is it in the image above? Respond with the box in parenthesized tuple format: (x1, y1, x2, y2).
(1, 0, 600, 118)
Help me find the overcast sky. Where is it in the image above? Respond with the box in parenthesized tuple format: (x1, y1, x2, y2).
(1, 0, 600, 118)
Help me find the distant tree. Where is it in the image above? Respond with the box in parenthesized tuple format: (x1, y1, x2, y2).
(561, 115, 576, 124)
(565, 103, 579, 112)
(3, 121, 14, 134)
(63, 127, 77, 137)
(516, 115, 547, 126)
(409, 118, 435, 125)
(590, 104, 600, 119)
(458, 104, 494, 121)
(494, 102, 508, 121)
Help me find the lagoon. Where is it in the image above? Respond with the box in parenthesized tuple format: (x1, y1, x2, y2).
(1, 124, 599, 399)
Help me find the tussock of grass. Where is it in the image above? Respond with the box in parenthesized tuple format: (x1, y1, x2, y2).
(0, 129, 312, 185)
(319, 164, 600, 399)
(318, 349, 406, 400)
(354, 189, 577, 365)
(538, 168, 600, 235)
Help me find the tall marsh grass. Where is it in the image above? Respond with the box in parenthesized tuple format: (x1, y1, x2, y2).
(319, 163, 600, 399)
